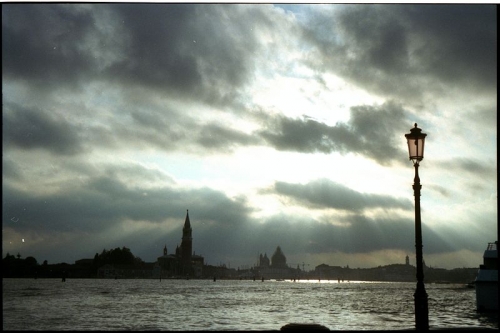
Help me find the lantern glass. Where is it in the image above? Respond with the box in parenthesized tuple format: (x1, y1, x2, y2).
(405, 123, 427, 162)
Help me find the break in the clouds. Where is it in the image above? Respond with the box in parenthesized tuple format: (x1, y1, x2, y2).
(2, 4, 497, 270)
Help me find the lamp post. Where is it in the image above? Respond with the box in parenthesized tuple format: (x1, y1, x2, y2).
(405, 123, 429, 330)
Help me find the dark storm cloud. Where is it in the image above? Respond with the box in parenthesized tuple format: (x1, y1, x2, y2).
(196, 123, 262, 151)
(304, 5, 497, 101)
(257, 101, 408, 165)
(107, 4, 268, 103)
(271, 179, 412, 212)
(108, 4, 202, 91)
(2, 164, 252, 234)
(2, 4, 98, 89)
(259, 114, 352, 154)
(2, 102, 84, 155)
(2, 4, 266, 107)
(402, 5, 497, 91)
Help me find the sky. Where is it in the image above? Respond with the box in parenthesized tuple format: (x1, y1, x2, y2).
(2, 3, 497, 270)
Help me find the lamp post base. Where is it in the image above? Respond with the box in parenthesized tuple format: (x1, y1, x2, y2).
(414, 282, 429, 330)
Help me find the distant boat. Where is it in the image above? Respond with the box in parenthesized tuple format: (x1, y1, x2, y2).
(475, 241, 498, 312)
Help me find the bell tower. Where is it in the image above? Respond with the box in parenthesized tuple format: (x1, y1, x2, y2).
(180, 210, 193, 274)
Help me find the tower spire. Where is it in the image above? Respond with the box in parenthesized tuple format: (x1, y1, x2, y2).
(181, 209, 193, 275)
(184, 209, 191, 229)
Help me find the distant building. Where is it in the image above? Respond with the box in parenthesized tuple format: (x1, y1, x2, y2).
(406, 255, 410, 265)
(156, 210, 204, 278)
(255, 246, 299, 279)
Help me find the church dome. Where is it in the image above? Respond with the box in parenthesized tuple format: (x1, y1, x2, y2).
(271, 246, 287, 268)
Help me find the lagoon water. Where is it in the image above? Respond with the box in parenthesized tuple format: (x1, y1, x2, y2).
(2, 278, 498, 331)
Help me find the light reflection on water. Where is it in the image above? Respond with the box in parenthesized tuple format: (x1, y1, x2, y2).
(2, 278, 498, 331)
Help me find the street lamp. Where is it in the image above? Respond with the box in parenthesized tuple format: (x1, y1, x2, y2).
(405, 123, 429, 330)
